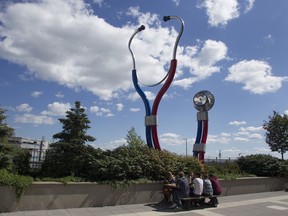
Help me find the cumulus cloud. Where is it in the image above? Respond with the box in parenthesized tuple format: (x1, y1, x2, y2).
(244, 0, 255, 13)
(31, 91, 43, 98)
(14, 113, 55, 125)
(41, 102, 71, 116)
(130, 108, 140, 112)
(174, 40, 228, 88)
(0, 1, 229, 101)
(16, 103, 33, 112)
(228, 121, 247, 126)
(239, 126, 263, 132)
(55, 92, 65, 98)
(116, 103, 124, 111)
(198, 0, 239, 27)
(225, 60, 288, 94)
(90, 105, 113, 117)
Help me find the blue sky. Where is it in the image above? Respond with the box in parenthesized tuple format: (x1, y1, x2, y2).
(1, 0, 288, 159)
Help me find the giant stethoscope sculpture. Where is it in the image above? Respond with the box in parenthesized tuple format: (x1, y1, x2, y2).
(128, 16, 184, 150)
(192, 90, 215, 162)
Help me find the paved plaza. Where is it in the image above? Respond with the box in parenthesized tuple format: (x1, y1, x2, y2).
(1, 191, 288, 216)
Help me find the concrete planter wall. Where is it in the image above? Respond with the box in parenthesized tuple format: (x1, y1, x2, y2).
(0, 177, 287, 213)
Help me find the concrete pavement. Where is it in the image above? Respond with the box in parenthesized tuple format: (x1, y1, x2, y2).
(1, 191, 288, 216)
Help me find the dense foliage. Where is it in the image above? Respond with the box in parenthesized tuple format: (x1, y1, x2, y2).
(0, 106, 30, 175)
(0, 143, 30, 175)
(0, 107, 14, 143)
(236, 154, 288, 177)
(41, 133, 203, 181)
(0, 169, 33, 199)
(263, 111, 288, 160)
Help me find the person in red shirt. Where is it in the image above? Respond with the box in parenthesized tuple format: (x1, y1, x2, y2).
(208, 174, 222, 206)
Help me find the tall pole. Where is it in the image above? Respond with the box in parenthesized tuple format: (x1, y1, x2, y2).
(183, 138, 188, 156)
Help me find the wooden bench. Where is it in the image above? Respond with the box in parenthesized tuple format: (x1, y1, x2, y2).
(181, 195, 219, 209)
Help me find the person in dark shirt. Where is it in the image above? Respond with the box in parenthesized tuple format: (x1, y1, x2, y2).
(171, 171, 190, 209)
(208, 173, 222, 206)
(209, 174, 222, 195)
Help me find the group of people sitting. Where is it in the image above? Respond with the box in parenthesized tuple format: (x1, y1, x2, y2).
(162, 170, 222, 209)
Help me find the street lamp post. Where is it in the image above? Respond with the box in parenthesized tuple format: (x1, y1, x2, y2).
(183, 138, 188, 156)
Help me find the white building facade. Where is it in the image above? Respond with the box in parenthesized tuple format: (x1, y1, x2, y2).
(8, 136, 49, 168)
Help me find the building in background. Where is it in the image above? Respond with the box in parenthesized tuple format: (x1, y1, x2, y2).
(8, 136, 49, 168)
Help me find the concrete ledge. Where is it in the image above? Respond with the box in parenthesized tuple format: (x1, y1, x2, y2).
(1, 177, 287, 212)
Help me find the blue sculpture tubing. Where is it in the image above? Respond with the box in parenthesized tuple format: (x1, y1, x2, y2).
(132, 68, 153, 148)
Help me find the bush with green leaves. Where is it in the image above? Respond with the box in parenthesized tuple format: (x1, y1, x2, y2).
(236, 154, 285, 177)
(0, 143, 30, 175)
(0, 169, 33, 200)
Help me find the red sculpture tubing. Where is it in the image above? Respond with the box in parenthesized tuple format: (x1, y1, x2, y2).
(198, 120, 208, 162)
(151, 59, 177, 150)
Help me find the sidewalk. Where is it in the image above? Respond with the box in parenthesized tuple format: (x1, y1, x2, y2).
(1, 191, 288, 216)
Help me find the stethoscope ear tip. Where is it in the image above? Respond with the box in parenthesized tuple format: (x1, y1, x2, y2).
(138, 25, 145, 31)
(163, 16, 171, 22)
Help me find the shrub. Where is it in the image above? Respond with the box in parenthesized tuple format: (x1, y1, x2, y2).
(0, 169, 33, 200)
(205, 161, 244, 178)
(0, 143, 30, 175)
(236, 154, 283, 177)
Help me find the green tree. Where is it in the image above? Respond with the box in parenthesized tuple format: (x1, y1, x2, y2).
(41, 101, 96, 177)
(0, 143, 30, 175)
(125, 127, 145, 148)
(53, 101, 96, 145)
(263, 111, 288, 160)
(0, 107, 14, 143)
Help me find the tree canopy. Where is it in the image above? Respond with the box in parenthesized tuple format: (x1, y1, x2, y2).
(52, 101, 96, 145)
(263, 111, 288, 160)
(0, 107, 14, 143)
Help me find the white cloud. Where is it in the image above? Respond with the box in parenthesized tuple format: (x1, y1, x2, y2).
(127, 91, 155, 101)
(0, 1, 231, 101)
(239, 126, 263, 132)
(31, 91, 43, 98)
(41, 102, 71, 116)
(16, 103, 33, 112)
(207, 134, 232, 144)
(90, 105, 113, 117)
(225, 60, 288, 94)
(228, 121, 247, 126)
(172, 0, 180, 6)
(159, 133, 184, 146)
(55, 92, 64, 98)
(116, 103, 124, 111)
(244, 0, 255, 13)
(174, 40, 228, 88)
(130, 108, 140, 112)
(14, 113, 55, 125)
(198, 0, 239, 27)
(92, 0, 104, 7)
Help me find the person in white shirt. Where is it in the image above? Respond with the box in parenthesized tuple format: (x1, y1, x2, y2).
(190, 172, 203, 196)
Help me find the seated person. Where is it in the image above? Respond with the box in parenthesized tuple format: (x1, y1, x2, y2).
(171, 171, 189, 208)
(208, 173, 222, 205)
(190, 172, 203, 197)
(202, 174, 213, 196)
(209, 173, 222, 195)
(162, 171, 176, 204)
(189, 172, 203, 206)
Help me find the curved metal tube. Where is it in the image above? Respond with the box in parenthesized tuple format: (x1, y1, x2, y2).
(128, 25, 145, 70)
(151, 15, 185, 150)
(163, 15, 184, 59)
(128, 25, 153, 148)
